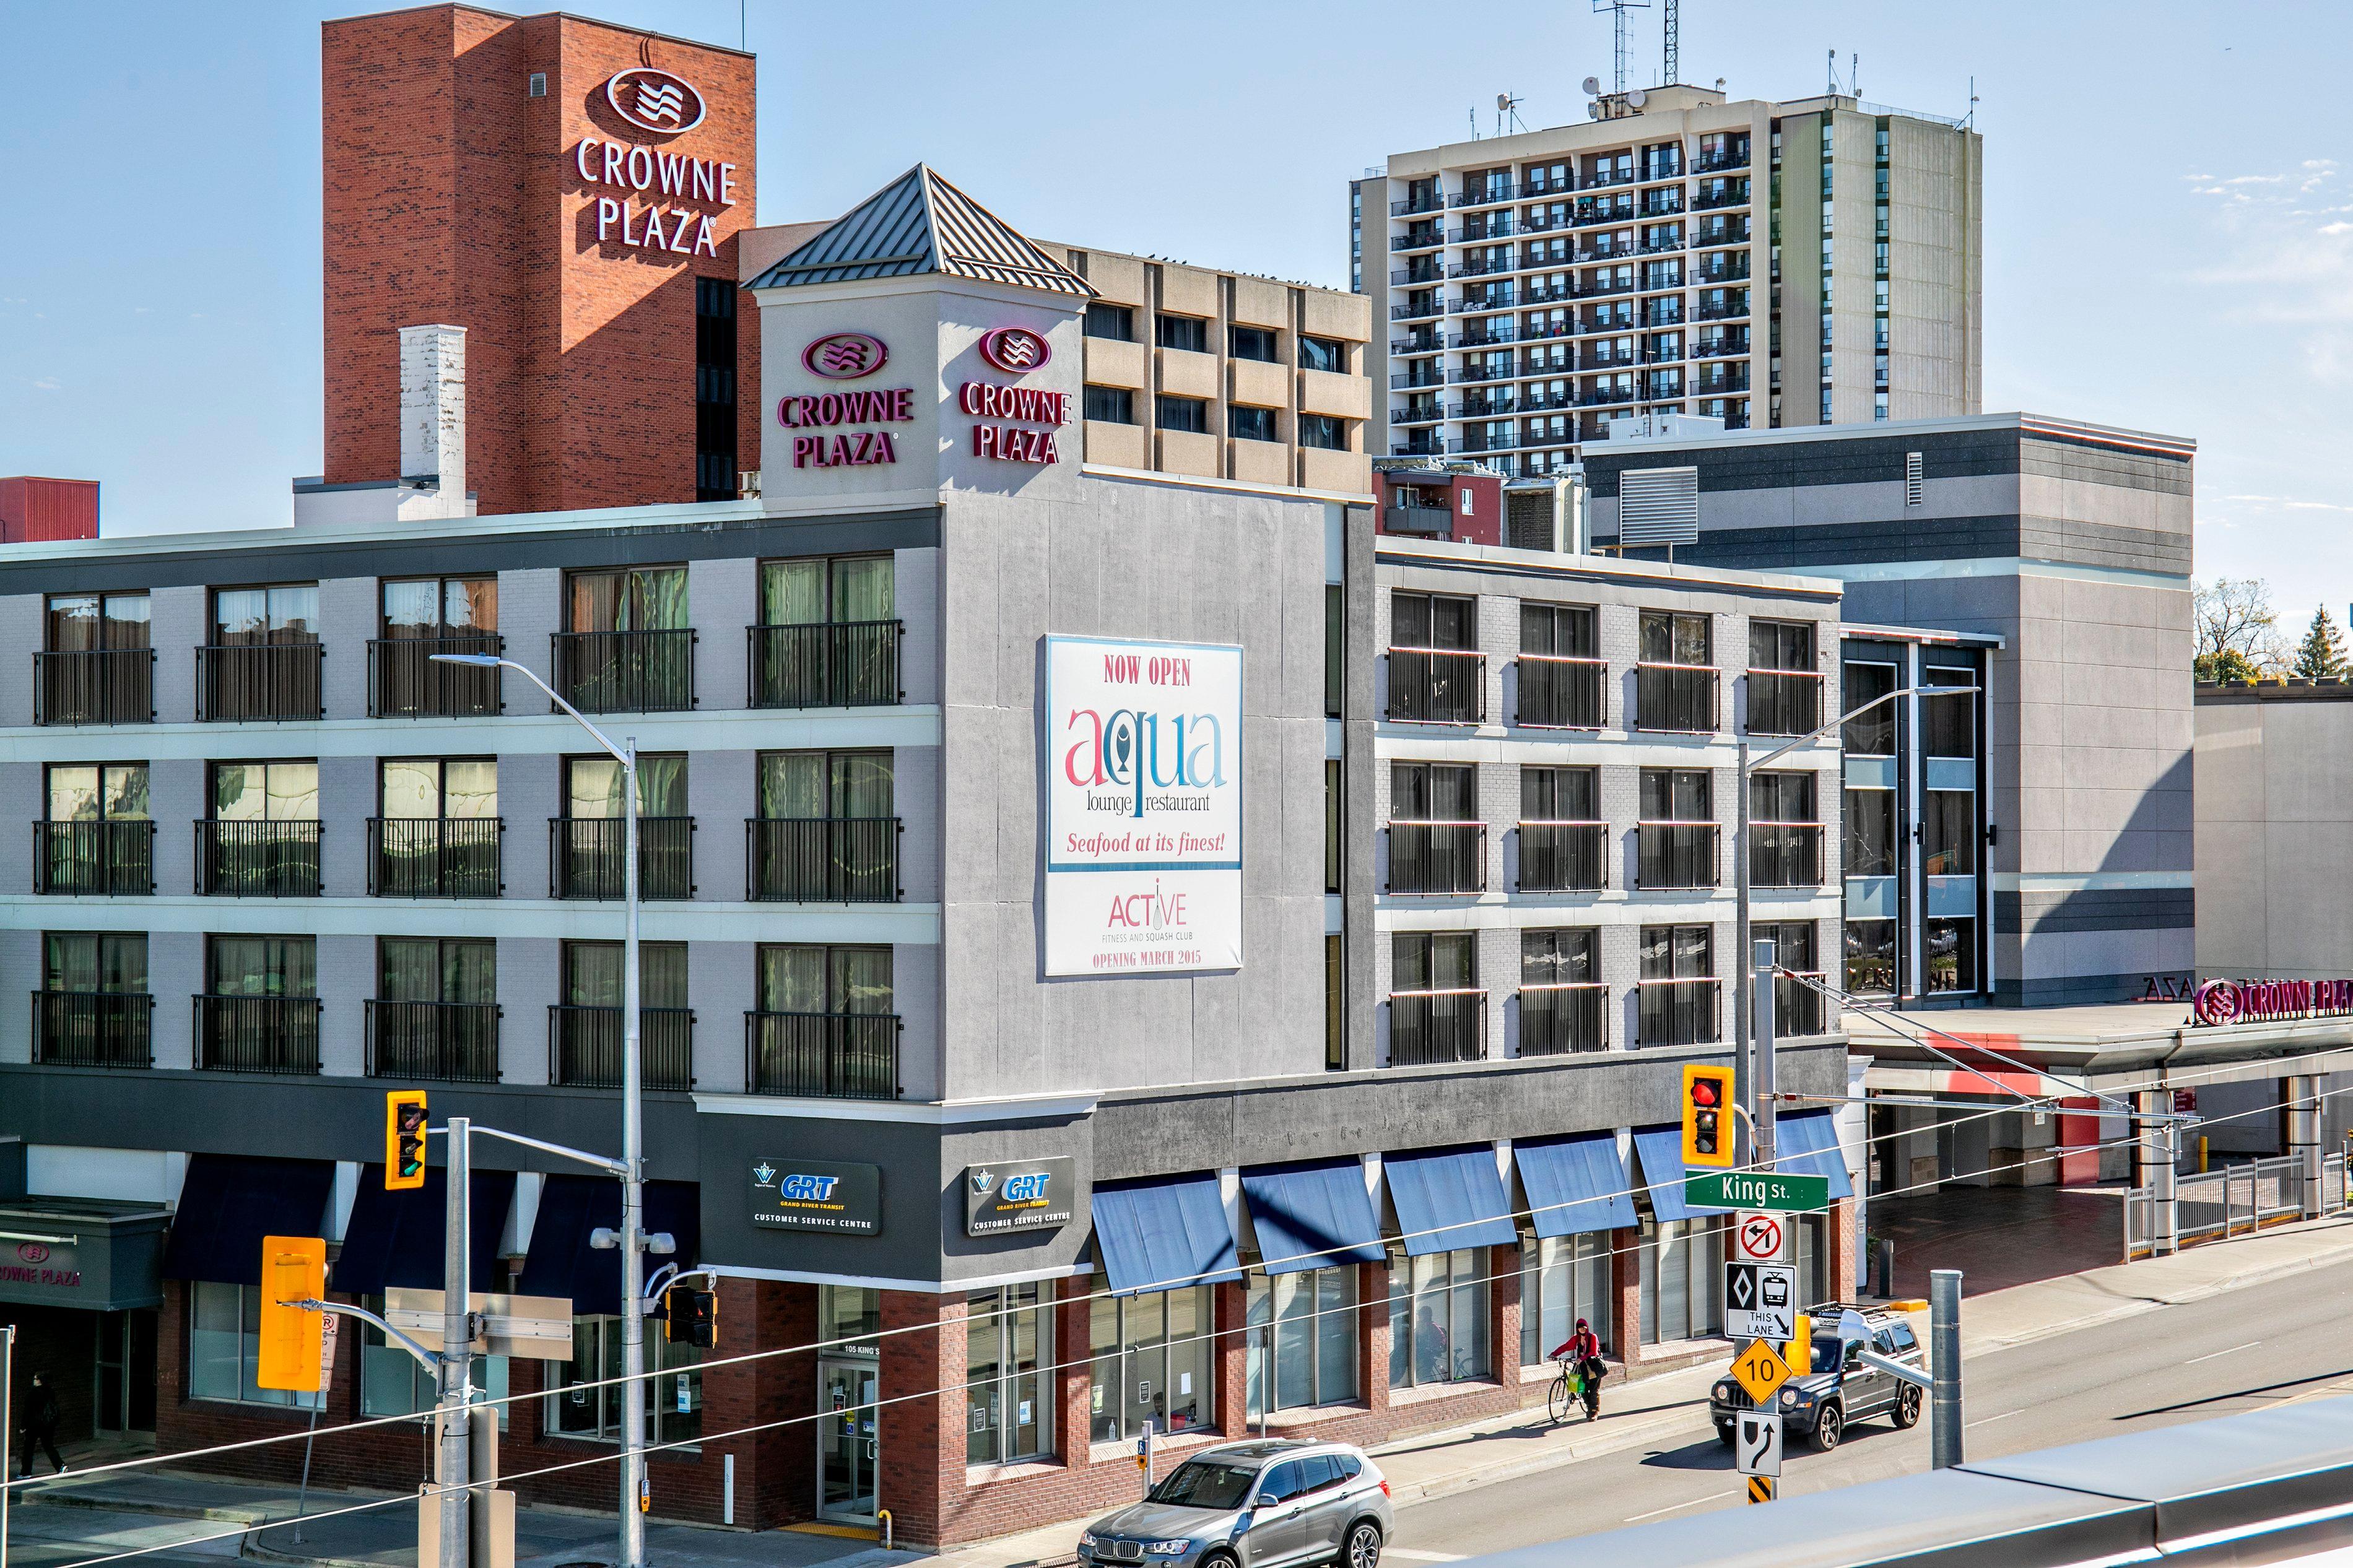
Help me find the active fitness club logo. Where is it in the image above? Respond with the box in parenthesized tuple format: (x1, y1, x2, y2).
(801, 332, 889, 379)
(606, 67, 707, 134)
(978, 325, 1051, 373)
(2193, 977, 2353, 1027)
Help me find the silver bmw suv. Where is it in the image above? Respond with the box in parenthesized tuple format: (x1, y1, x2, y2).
(1078, 1439, 1393, 1568)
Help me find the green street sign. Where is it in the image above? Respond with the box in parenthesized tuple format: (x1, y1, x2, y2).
(1684, 1171, 1831, 1213)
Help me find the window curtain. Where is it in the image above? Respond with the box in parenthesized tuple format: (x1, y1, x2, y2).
(833, 947, 892, 1014)
(759, 754, 825, 818)
(380, 760, 441, 820)
(214, 589, 269, 645)
(381, 581, 440, 638)
(105, 765, 150, 820)
(626, 568, 689, 633)
(46, 933, 147, 995)
(267, 586, 320, 643)
(570, 572, 621, 636)
(380, 938, 441, 1002)
(637, 755, 687, 816)
(834, 753, 892, 816)
(445, 578, 496, 635)
(832, 558, 891, 623)
(443, 760, 498, 820)
(757, 945, 824, 1013)
(48, 766, 99, 821)
(444, 939, 497, 1004)
(564, 943, 682, 1007)
(568, 756, 682, 818)
(760, 560, 824, 626)
(212, 937, 316, 997)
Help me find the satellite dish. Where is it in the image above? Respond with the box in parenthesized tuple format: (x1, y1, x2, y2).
(1581, 75, 1602, 95)
(1498, 92, 1512, 111)
(1627, 87, 1648, 108)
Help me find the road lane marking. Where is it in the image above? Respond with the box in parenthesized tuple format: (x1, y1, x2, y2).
(1624, 1490, 1739, 1523)
(1966, 1409, 2024, 1428)
(2185, 1340, 2262, 1365)
(1385, 1552, 1467, 1562)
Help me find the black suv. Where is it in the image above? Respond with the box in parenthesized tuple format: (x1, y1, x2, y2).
(1708, 1302, 1925, 1452)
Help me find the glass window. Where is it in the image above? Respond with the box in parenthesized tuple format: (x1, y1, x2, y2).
(208, 935, 315, 997)
(1300, 414, 1346, 451)
(44, 932, 147, 994)
(1392, 591, 1476, 651)
(1299, 336, 1346, 375)
(1638, 611, 1710, 665)
(756, 944, 891, 1015)
(1391, 761, 1474, 820)
(1639, 769, 1710, 821)
(381, 578, 495, 638)
(187, 1281, 324, 1410)
(1229, 326, 1279, 363)
(1386, 1247, 1491, 1388)
(760, 556, 892, 626)
(46, 593, 150, 653)
(562, 940, 687, 1008)
(758, 752, 892, 819)
(1083, 385, 1135, 425)
(1155, 315, 1209, 353)
(1084, 302, 1135, 342)
(1845, 919, 1898, 997)
(1326, 934, 1345, 1072)
(379, 937, 495, 1005)
(1246, 1267, 1359, 1416)
(1923, 666, 1977, 758)
(1229, 405, 1279, 443)
(1326, 584, 1344, 719)
(564, 754, 687, 818)
(1845, 789, 1897, 877)
(379, 758, 497, 820)
(567, 567, 687, 633)
(968, 1283, 1054, 1463)
(360, 1293, 506, 1420)
(1923, 792, 1975, 876)
(212, 586, 319, 646)
(1521, 928, 1597, 985)
(547, 1316, 700, 1445)
(1926, 919, 1977, 994)
(1749, 771, 1816, 822)
(1842, 661, 1898, 754)
(1638, 1218, 1725, 1345)
(1155, 396, 1209, 435)
(1089, 1282, 1215, 1445)
(1748, 620, 1812, 671)
(1518, 1234, 1613, 1364)
(820, 1284, 882, 1353)
(1520, 603, 1594, 657)
(1394, 930, 1476, 992)
(47, 763, 149, 822)
(1325, 760, 1342, 894)
(211, 761, 318, 822)
(1638, 925, 1716, 1047)
(1522, 766, 1596, 821)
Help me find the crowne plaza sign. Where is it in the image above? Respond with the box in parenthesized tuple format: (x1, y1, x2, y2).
(575, 69, 738, 259)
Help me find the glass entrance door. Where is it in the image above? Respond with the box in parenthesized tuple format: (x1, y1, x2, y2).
(817, 1358, 879, 1521)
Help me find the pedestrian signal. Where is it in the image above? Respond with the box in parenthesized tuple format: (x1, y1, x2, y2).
(1682, 1063, 1736, 1168)
(663, 1284, 717, 1348)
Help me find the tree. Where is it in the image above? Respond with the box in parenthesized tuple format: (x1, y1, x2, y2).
(2194, 577, 2286, 675)
(2295, 606, 2351, 680)
(2195, 647, 2263, 685)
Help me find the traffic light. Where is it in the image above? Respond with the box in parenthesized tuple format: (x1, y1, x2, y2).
(663, 1284, 716, 1348)
(1783, 1310, 1812, 1378)
(386, 1090, 428, 1190)
(1682, 1063, 1736, 1169)
(256, 1234, 326, 1392)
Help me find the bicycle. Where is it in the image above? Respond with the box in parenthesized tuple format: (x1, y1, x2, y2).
(1546, 1355, 1597, 1424)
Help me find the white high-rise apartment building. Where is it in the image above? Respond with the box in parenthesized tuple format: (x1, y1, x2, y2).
(1353, 85, 1981, 476)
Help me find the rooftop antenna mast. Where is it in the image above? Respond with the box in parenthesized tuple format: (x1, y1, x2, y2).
(1663, 0, 1679, 84)
(1593, 0, 1653, 97)
(1497, 92, 1526, 135)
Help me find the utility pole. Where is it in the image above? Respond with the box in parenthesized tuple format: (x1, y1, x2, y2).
(439, 1117, 473, 1568)
(1736, 740, 1752, 1161)
(1930, 1269, 1963, 1468)
(618, 736, 648, 1561)
(1753, 940, 1777, 1172)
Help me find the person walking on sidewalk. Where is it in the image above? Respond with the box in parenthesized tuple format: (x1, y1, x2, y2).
(17, 1371, 66, 1477)
(1549, 1320, 1605, 1421)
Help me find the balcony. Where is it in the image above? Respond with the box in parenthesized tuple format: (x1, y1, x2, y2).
(1635, 663, 1718, 732)
(368, 636, 502, 719)
(196, 644, 323, 722)
(1576, 388, 1638, 409)
(1637, 197, 1685, 220)
(35, 649, 153, 726)
(1391, 193, 1445, 217)
(1450, 220, 1515, 243)
(193, 994, 322, 1074)
(1390, 370, 1447, 391)
(1390, 265, 1442, 287)
(1451, 326, 1516, 349)
(1386, 648, 1485, 724)
(1390, 440, 1446, 459)
(1638, 979, 1720, 1048)
(1453, 183, 1516, 207)
(1746, 668, 1822, 736)
(1459, 293, 1515, 314)
(1694, 186, 1751, 211)
(1393, 404, 1445, 427)
(549, 816, 694, 900)
(30, 991, 153, 1068)
(1387, 822, 1486, 894)
(1570, 279, 1633, 300)
(1698, 301, 1751, 323)
(552, 629, 695, 714)
(1384, 502, 1454, 536)
(368, 817, 503, 898)
(1580, 168, 1635, 191)
(1390, 990, 1486, 1066)
(1513, 654, 1606, 729)
(1692, 222, 1752, 248)
(1692, 337, 1751, 361)
(1751, 824, 1825, 888)
(1572, 207, 1633, 230)
(1694, 259, 1752, 285)
(1517, 822, 1607, 893)
(747, 817, 900, 903)
(1448, 257, 1511, 280)
(1637, 823, 1720, 889)
(1694, 152, 1751, 174)
(196, 820, 322, 897)
(1391, 334, 1442, 357)
(548, 1005, 694, 1090)
(1391, 230, 1445, 253)
(1775, 974, 1828, 1037)
(1455, 396, 1516, 419)
(1520, 984, 1606, 1055)
(33, 820, 155, 895)
(365, 1000, 502, 1083)
(1391, 299, 1445, 321)
(747, 622, 903, 709)
(746, 1011, 901, 1099)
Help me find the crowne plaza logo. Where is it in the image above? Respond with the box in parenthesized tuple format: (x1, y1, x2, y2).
(606, 67, 707, 134)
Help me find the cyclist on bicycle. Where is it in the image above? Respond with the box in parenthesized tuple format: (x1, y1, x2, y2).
(1549, 1319, 1604, 1421)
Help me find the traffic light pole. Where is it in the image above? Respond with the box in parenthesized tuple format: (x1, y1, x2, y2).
(1752, 940, 1777, 1173)
(440, 1117, 473, 1568)
(619, 736, 648, 1567)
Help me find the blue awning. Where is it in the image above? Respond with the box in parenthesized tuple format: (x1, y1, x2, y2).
(332, 1166, 518, 1297)
(1091, 1173, 1241, 1297)
(1632, 1125, 1736, 1223)
(1240, 1158, 1386, 1276)
(1514, 1133, 1637, 1238)
(160, 1154, 336, 1287)
(1383, 1145, 1517, 1257)
(1775, 1110, 1855, 1200)
(516, 1176, 700, 1317)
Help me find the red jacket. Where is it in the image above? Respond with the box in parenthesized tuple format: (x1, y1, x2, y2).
(1551, 1330, 1603, 1366)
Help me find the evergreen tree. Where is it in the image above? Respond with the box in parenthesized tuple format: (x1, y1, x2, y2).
(2196, 648, 2263, 685)
(2294, 607, 2350, 680)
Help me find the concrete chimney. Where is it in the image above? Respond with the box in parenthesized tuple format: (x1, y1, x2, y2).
(399, 323, 469, 518)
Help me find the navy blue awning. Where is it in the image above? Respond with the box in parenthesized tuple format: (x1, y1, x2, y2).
(1239, 1158, 1386, 1276)
(1383, 1145, 1517, 1257)
(1632, 1125, 1736, 1223)
(160, 1154, 336, 1287)
(1775, 1111, 1855, 1200)
(1515, 1133, 1637, 1238)
(332, 1166, 518, 1297)
(516, 1176, 700, 1317)
(1092, 1173, 1241, 1297)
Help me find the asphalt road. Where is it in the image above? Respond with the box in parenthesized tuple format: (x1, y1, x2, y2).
(1391, 1255, 2353, 1559)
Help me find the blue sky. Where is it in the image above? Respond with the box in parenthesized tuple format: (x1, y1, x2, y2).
(2, 1, 2348, 626)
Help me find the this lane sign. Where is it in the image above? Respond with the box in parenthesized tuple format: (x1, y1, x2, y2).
(1725, 1262, 1798, 1342)
(1736, 1410, 1783, 1478)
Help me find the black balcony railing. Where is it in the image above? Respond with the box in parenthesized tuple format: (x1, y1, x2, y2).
(1751, 823, 1825, 888)
(35, 649, 154, 726)
(1385, 503, 1453, 536)
(1636, 663, 1718, 732)
(365, 1000, 502, 1083)
(1390, 990, 1487, 1066)
(549, 816, 694, 900)
(747, 818, 900, 903)
(747, 622, 904, 709)
(1637, 823, 1719, 889)
(368, 636, 502, 719)
(1516, 654, 1606, 728)
(31, 990, 153, 1068)
(1386, 648, 1485, 724)
(1520, 984, 1606, 1055)
(746, 1011, 901, 1099)
(196, 644, 323, 722)
(1387, 822, 1486, 894)
(197, 820, 323, 896)
(552, 630, 695, 714)
(1638, 979, 1720, 1048)
(1518, 823, 1607, 892)
(1775, 972, 1828, 1037)
(33, 820, 155, 894)
(548, 1005, 694, 1089)
(1746, 669, 1822, 736)
(193, 994, 323, 1074)
(368, 818, 503, 898)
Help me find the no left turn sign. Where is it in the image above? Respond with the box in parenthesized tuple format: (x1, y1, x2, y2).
(1736, 1212, 1787, 1262)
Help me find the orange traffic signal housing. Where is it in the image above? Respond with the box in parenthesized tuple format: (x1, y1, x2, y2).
(1682, 1063, 1736, 1169)
(386, 1090, 428, 1190)
(256, 1235, 327, 1392)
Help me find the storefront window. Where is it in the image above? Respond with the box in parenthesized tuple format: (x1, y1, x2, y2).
(1845, 920, 1897, 997)
(968, 1284, 1053, 1464)
(1246, 1268, 1359, 1416)
(1926, 919, 1977, 993)
(1638, 1218, 1725, 1345)
(820, 1284, 881, 1351)
(1518, 1234, 1612, 1364)
(546, 1317, 701, 1446)
(1386, 1249, 1490, 1389)
(188, 1282, 323, 1411)
(359, 1296, 505, 1421)
(1089, 1281, 1212, 1445)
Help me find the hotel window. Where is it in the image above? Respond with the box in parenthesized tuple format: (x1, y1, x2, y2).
(1846, 921, 1897, 998)
(1089, 1283, 1212, 1445)
(1248, 1267, 1359, 1415)
(1841, 660, 1898, 755)
(1638, 1217, 1725, 1345)
(1520, 1234, 1612, 1363)
(1326, 934, 1345, 1072)
(694, 275, 738, 500)
(1157, 396, 1209, 435)
(1084, 302, 1135, 341)
(1325, 761, 1342, 895)
(1638, 924, 1716, 1047)
(45, 931, 147, 997)
(1387, 1248, 1490, 1388)
(1229, 405, 1279, 443)
(1326, 584, 1344, 718)
(212, 761, 319, 820)
(762, 555, 891, 628)
(569, 566, 687, 636)
(549, 1317, 702, 1445)
(1083, 385, 1136, 425)
(1155, 314, 1209, 353)
(1923, 665, 1977, 758)
(1926, 920, 1977, 995)
(1759, 919, 1822, 1036)
(1923, 792, 1974, 878)
(215, 584, 319, 647)
(970, 1283, 1055, 1463)
(46, 591, 150, 654)
(189, 1282, 324, 1410)
(757, 943, 892, 1017)
(1300, 414, 1346, 451)
(1299, 335, 1346, 374)
(1845, 786, 1896, 879)
(1229, 325, 1280, 363)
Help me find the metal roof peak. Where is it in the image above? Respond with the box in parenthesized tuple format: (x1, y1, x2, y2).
(748, 163, 1093, 300)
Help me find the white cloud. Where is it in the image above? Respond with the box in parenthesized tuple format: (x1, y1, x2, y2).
(30, 378, 59, 392)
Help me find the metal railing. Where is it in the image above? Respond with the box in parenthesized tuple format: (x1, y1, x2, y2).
(368, 817, 503, 898)
(1518, 822, 1607, 892)
(551, 629, 696, 714)
(1520, 984, 1606, 1055)
(747, 621, 904, 709)
(548, 816, 694, 900)
(196, 643, 323, 722)
(1637, 978, 1720, 1048)
(1746, 668, 1824, 735)
(35, 649, 154, 726)
(1775, 972, 1828, 1037)
(33, 820, 155, 894)
(2127, 1153, 2344, 1257)
(1637, 823, 1719, 889)
(1751, 823, 1824, 888)
(1384, 503, 1454, 536)
(1516, 654, 1606, 729)
(30, 990, 153, 1068)
(365, 1000, 502, 1083)
(1390, 990, 1487, 1066)
(193, 994, 322, 1074)
(1636, 663, 1718, 732)
(197, 820, 323, 897)
(548, 1005, 694, 1090)
(1386, 647, 1486, 724)
(1387, 822, 1486, 894)
(745, 1011, 901, 1099)
(368, 636, 503, 718)
(747, 818, 900, 903)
